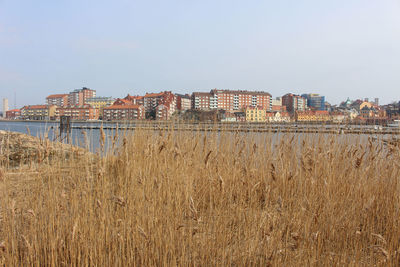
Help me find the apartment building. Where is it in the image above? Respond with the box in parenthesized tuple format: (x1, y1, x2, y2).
(176, 94, 191, 111)
(282, 93, 307, 114)
(5, 109, 21, 120)
(68, 87, 96, 106)
(301, 94, 325, 111)
(352, 101, 374, 112)
(245, 106, 267, 122)
(103, 104, 145, 121)
(124, 94, 144, 105)
(55, 105, 99, 120)
(86, 96, 115, 118)
(143, 91, 176, 119)
(192, 92, 212, 110)
(360, 106, 375, 119)
(82, 87, 96, 102)
(46, 94, 68, 107)
(192, 89, 272, 112)
(112, 95, 145, 107)
(156, 104, 171, 120)
(383, 102, 400, 118)
(143, 92, 175, 110)
(68, 90, 83, 106)
(270, 97, 286, 112)
(271, 97, 282, 106)
(21, 105, 56, 120)
(213, 89, 272, 112)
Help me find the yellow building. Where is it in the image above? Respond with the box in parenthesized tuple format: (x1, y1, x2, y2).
(86, 97, 115, 116)
(21, 105, 57, 120)
(358, 101, 373, 111)
(245, 106, 266, 122)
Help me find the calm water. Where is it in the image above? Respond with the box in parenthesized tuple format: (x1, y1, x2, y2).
(0, 121, 121, 152)
(0, 120, 387, 153)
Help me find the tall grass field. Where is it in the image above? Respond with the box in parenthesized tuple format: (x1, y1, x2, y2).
(1, 128, 400, 266)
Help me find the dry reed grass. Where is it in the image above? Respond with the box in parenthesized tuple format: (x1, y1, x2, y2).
(0, 130, 93, 168)
(1, 127, 400, 266)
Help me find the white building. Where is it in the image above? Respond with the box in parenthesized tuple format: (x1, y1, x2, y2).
(266, 111, 291, 123)
(271, 97, 282, 106)
(2, 98, 9, 118)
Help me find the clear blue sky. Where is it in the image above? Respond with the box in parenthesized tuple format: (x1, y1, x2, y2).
(1, 0, 400, 108)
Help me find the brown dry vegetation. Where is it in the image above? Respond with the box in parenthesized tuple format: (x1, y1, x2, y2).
(0, 130, 91, 167)
(1, 128, 400, 266)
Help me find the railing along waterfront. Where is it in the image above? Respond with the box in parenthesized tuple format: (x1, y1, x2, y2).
(69, 122, 400, 135)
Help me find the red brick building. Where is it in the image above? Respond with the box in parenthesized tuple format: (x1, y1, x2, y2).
(46, 94, 68, 107)
(102, 104, 145, 121)
(192, 89, 272, 112)
(55, 105, 99, 120)
(124, 94, 144, 105)
(143, 91, 176, 119)
(68, 87, 96, 106)
(282, 93, 307, 114)
(113, 98, 135, 106)
(192, 92, 212, 110)
(144, 92, 175, 110)
(5, 109, 21, 120)
(81, 87, 96, 103)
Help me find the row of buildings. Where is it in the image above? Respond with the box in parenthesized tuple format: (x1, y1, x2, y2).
(102, 91, 191, 121)
(192, 91, 326, 113)
(2, 87, 394, 123)
(5, 88, 190, 121)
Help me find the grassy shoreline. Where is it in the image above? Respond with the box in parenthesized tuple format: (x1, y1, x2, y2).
(1, 129, 400, 265)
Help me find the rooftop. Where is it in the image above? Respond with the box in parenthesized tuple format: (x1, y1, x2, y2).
(144, 92, 167, 98)
(23, 105, 51, 109)
(103, 104, 143, 110)
(211, 89, 271, 96)
(46, 94, 68, 99)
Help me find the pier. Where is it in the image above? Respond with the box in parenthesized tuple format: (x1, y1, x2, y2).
(70, 122, 400, 135)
